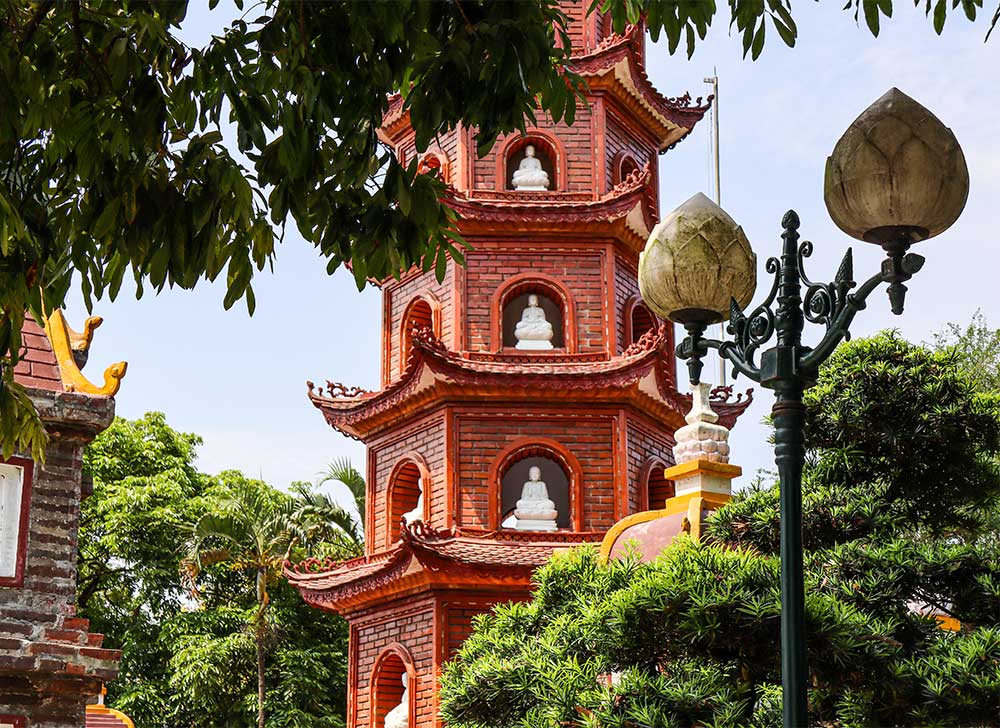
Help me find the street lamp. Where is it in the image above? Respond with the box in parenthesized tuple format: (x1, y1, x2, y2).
(639, 88, 969, 728)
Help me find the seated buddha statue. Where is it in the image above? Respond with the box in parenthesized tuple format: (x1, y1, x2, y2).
(514, 465, 558, 531)
(511, 145, 550, 191)
(383, 672, 409, 728)
(514, 294, 554, 350)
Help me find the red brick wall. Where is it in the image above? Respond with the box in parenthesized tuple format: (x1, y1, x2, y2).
(472, 106, 594, 194)
(454, 408, 619, 531)
(462, 245, 608, 354)
(605, 111, 657, 197)
(625, 413, 677, 513)
(368, 412, 448, 552)
(384, 269, 455, 384)
(11, 317, 62, 393)
(441, 592, 531, 659)
(614, 253, 639, 354)
(0, 389, 117, 727)
(351, 595, 436, 728)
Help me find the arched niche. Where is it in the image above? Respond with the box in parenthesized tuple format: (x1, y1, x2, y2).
(399, 294, 440, 375)
(625, 295, 657, 347)
(490, 439, 583, 531)
(494, 275, 574, 353)
(497, 133, 564, 192)
(640, 458, 674, 511)
(612, 151, 641, 186)
(416, 149, 450, 184)
(370, 644, 416, 728)
(386, 454, 430, 548)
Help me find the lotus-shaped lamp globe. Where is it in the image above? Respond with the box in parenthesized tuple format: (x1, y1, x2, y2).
(639, 193, 757, 326)
(825, 88, 969, 246)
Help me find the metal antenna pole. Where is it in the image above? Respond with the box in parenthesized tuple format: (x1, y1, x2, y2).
(704, 70, 726, 386)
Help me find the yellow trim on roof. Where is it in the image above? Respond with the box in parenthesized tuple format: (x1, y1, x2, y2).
(86, 704, 136, 728)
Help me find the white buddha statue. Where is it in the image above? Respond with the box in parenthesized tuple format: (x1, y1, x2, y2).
(513, 465, 558, 531)
(383, 672, 409, 728)
(511, 145, 550, 191)
(514, 294, 554, 350)
(401, 478, 424, 525)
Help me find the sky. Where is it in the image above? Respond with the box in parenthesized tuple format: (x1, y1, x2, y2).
(67, 2, 1000, 503)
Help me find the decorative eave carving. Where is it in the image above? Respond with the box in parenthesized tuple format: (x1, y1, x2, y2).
(572, 32, 711, 151)
(285, 520, 604, 614)
(444, 162, 654, 247)
(306, 324, 750, 441)
(378, 23, 710, 151)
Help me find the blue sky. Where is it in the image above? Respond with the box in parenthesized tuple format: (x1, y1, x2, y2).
(68, 3, 999, 502)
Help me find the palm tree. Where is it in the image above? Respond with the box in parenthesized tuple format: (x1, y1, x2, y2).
(184, 480, 303, 728)
(309, 457, 366, 546)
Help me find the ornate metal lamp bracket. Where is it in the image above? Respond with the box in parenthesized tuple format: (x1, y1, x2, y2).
(675, 210, 927, 389)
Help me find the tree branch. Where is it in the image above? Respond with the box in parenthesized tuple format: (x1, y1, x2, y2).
(18, 0, 56, 51)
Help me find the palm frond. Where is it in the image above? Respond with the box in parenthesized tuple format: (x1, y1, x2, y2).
(318, 457, 366, 520)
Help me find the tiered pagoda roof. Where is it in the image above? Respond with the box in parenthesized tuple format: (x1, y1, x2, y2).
(380, 24, 711, 153)
(443, 163, 655, 248)
(287, 521, 604, 613)
(306, 326, 752, 441)
(572, 26, 712, 150)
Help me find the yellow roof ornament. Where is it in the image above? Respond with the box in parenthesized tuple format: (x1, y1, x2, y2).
(43, 309, 127, 396)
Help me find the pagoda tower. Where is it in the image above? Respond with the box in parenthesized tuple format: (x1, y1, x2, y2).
(287, 5, 749, 726)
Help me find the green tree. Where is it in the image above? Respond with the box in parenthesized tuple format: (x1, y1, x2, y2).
(2, 0, 996, 459)
(439, 333, 1000, 727)
(294, 457, 368, 550)
(933, 309, 1000, 393)
(185, 479, 303, 728)
(80, 412, 356, 727)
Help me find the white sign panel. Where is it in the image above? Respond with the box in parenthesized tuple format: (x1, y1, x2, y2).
(0, 463, 25, 579)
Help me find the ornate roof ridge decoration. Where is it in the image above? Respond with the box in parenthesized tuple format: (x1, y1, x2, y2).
(572, 32, 711, 151)
(582, 23, 643, 57)
(285, 521, 605, 594)
(302, 324, 754, 440)
(443, 162, 654, 244)
(43, 309, 127, 396)
(307, 322, 667, 401)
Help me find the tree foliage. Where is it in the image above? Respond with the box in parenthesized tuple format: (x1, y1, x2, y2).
(439, 333, 1000, 727)
(2, 0, 997, 457)
(933, 309, 1000, 394)
(80, 412, 361, 727)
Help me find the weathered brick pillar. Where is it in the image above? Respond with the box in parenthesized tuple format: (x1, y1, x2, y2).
(1, 316, 122, 727)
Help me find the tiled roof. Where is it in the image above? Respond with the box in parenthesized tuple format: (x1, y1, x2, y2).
(572, 26, 711, 150)
(12, 316, 63, 392)
(306, 326, 752, 440)
(286, 522, 605, 606)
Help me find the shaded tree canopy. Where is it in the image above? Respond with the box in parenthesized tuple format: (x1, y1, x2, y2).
(1, 0, 995, 456)
(439, 333, 1000, 727)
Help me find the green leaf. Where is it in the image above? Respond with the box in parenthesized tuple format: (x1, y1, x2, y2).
(751, 22, 767, 60)
(863, 0, 881, 35)
(933, 0, 947, 32)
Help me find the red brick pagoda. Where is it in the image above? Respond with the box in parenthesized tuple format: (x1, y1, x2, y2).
(287, 5, 749, 726)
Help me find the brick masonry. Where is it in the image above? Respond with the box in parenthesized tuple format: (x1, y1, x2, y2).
(315, 4, 699, 725)
(0, 384, 118, 726)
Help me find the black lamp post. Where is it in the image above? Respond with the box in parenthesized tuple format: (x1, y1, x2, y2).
(639, 89, 969, 728)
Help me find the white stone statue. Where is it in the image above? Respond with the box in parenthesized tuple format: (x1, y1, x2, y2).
(383, 672, 409, 728)
(511, 145, 550, 191)
(672, 382, 731, 465)
(514, 294, 554, 350)
(513, 466, 558, 531)
(401, 478, 424, 525)
(0, 464, 24, 579)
